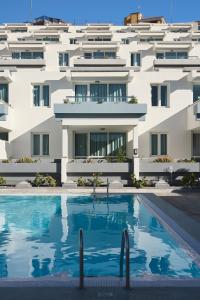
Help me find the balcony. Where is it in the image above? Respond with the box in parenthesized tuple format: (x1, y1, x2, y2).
(154, 57, 200, 68)
(54, 97, 147, 120)
(74, 57, 126, 67)
(0, 56, 46, 67)
(187, 101, 200, 130)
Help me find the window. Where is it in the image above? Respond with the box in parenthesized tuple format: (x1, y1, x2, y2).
(0, 84, 8, 103)
(75, 133, 87, 157)
(131, 53, 141, 67)
(0, 132, 8, 141)
(151, 85, 168, 107)
(151, 133, 168, 156)
(75, 85, 87, 102)
(90, 133, 107, 156)
(156, 52, 188, 59)
(59, 53, 69, 66)
(193, 133, 200, 157)
(70, 38, 77, 44)
(33, 85, 50, 107)
(121, 39, 130, 44)
(12, 52, 44, 59)
(32, 133, 49, 156)
(109, 133, 126, 156)
(193, 85, 200, 102)
(84, 51, 116, 59)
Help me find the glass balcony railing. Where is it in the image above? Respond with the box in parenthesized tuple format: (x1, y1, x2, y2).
(63, 96, 136, 104)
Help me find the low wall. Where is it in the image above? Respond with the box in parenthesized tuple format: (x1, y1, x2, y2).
(67, 162, 132, 173)
(140, 161, 200, 173)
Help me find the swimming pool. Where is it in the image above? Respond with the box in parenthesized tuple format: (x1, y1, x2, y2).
(0, 194, 200, 280)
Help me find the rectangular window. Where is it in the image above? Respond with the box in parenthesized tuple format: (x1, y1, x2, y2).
(151, 86, 158, 106)
(90, 84, 107, 102)
(32, 133, 49, 156)
(156, 51, 188, 60)
(151, 133, 168, 156)
(0, 132, 8, 141)
(12, 52, 44, 59)
(109, 133, 126, 156)
(90, 133, 107, 156)
(75, 85, 87, 102)
(193, 133, 200, 157)
(151, 85, 168, 107)
(33, 85, 50, 107)
(131, 53, 141, 67)
(75, 133, 88, 157)
(109, 84, 126, 102)
(0, 84, 8, 103)
(193, 85, 200, 102)
(59, 53, 69, 66)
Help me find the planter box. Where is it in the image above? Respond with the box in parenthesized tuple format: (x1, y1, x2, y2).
(67, 162, 131, 173)
(0, 162, 57, 174)
(140, 161, 200, 173)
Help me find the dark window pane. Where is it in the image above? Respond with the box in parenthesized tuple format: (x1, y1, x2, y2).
(160, 134, 167, 155)
(42, 134, 49, 155)
(151, 86, 158, 106)
(75, 133, 87, 156)
(90, 133, 107, 156)
(151, 134, 158, 155)
(33, 134, 40, 155)
(161, 86, 167, 106)
(193, 85, 200, 102)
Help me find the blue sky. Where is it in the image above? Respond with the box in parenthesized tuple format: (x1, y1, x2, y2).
(0, 0, 200, 24)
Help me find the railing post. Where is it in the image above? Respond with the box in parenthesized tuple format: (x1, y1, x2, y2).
(79, 229, 84, 289)
(119, 229, 130, 289)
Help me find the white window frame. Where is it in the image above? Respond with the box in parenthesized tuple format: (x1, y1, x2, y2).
(31, 133, 50, 157)
(58, 52, 69, 66)
(150, 133, 168, 156)
(32, 84, 50, 107)
(151, 84, 169, 107)
(130, 52, 141, 67)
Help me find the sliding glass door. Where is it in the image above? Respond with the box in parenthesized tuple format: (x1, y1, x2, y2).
(109, 133, 126, 155)
(90, 84, 107, 102)
(75, 85, 87, 103)
(90, 133, 107, 156)
(75, 133, 88, 156)
(109, 84, 126, 102)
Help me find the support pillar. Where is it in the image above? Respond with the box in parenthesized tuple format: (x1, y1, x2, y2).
(132, 126, 139, 179)
(61, 126, 68, 184)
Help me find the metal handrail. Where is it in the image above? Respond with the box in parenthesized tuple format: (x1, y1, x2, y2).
(79, 228, 84, 289)
(119, 229, 130, 289)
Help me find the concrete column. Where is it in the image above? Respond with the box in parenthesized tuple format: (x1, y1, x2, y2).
(132, 126, 139, 179)
(61, 127, 69, 183)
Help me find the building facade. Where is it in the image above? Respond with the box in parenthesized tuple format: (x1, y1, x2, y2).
(0, 20, 200, 185)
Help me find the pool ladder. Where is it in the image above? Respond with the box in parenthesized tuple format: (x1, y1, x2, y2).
(79, 228, 130, 289)
(92, 178, 109, 197)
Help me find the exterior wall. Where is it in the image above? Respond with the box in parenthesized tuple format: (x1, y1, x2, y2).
(0, 21, 200, 167)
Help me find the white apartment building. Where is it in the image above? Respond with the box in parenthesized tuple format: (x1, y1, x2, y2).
(0, 17, 200, 185)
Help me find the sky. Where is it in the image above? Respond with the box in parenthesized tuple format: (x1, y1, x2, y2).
(0, 0, 200, 25)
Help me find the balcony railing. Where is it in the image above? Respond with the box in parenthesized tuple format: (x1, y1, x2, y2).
(63, 96, 135, 103)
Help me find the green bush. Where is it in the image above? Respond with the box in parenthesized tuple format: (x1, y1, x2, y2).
(177, 159, 196, 163)
(77, 177, 87, 186)
(131, 174, 147, 189)
(0, 176, 6, 186)
(1, 159, 12, 163)
(181, 173, 198, 187)
(116, 148, 127, 163)
(153, 156, 173, 163)
(16, 157, 37, 163)
(129, 96, 138, 104)
(88, 173, 103, 187)
(33, 174, 56, 187)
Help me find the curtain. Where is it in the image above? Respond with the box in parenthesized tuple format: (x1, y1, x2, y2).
(75, 85, 87, 103)
(160, 134, 167, 155)
(90, 84, 107, 102)
(109, 84, 126, 102)
(42, 134, 49, 156)
(151, 134, 158, 155)
(109, 133, 126, 156)
(161, 85, 167, 107)
(0, 84, 8, 103)
(75, 133, 87, 156)
(43, 85, 49, 107)
(90, 133, 107, 156)
(33, 134, 40, 156)
(193, 133, 200, 157)
(33, 85, 40, 106)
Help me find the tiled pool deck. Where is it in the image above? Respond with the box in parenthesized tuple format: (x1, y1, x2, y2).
(0, 187, 199, 299)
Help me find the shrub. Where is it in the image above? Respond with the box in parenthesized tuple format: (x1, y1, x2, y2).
(63, 98, 70, 104)
(77, 177, 87, 187)
(129, 96, 138, 104)
(181, 173, 198, 187)
(131, 174, 147, 189)
(153, 156, 173, 163)
(16, 157, 37, 163)
(1, 159, 12, 163)
(177, 159, 196, 163)
(116, 148, 127, 163)
(0, 176, 6, 186)
(33, 174, 56, 187)
(88, 173, 103, 187)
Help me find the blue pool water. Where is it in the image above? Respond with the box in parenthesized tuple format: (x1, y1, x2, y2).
(0, 194, 200, 279)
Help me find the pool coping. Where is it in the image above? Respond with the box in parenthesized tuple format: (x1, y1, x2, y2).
(0, 192, 200, 288)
